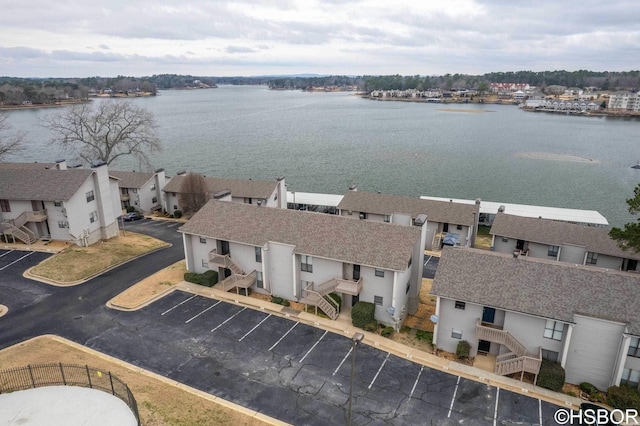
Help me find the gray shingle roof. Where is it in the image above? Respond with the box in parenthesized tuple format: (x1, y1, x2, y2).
(337, 191, 479, 226)
(163, 175, 278, 199)
(179, 200, 422, 271)
(0, 162, 56, 170)
(0, 169, 93, 201)
(110, 171, 154, 189)
(431, 247, 640, 334)
(490, 213, 640, 261)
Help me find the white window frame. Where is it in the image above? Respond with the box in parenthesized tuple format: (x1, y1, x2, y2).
(374, 295, 383, 306)
(586, 251, 598, 265)
(89, 210, 98, 223)
(455, 301, 466, 310)
(543, 320, 563, 341)
(628, 337, 640, 358)
(451, 329, 463, 339)
(86, 190, 95, 203)
(301, 255, 313, 273)
(256, 271, 263, 288)
(201, 259, 209, 268)
(255, 247, 262, 263)
(375, 268, 385, 277)
(548, 245, 559, 257)
(199, 237, 206, 244)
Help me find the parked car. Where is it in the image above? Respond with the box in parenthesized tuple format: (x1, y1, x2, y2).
(122, 212, 144, 221)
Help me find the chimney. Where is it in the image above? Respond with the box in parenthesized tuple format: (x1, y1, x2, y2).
(498, 205, 506, 213)
(475, 198, 481, 205)
(348, 185, 358, 192)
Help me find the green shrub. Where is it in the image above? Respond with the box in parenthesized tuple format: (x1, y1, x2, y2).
(327, 293, 342, 310)
(456, 340, 471, 359)
(415, 330, 433, 344)
(400, 326, 411, 334)
(537, 360, 565, 392)
(607, 385, 640, 411)
(580, 382, 599, 397)
(282, 299, 290, 307)
(126, 206, 135, 213)
(238, 287, 251, 296)
(183, 270, 217, 287)
(363, 321, 378, 332)
(173, 210, 182, 219)
(381, 326, 394, 338)
(271, 296, 284, 305)
(352, 302, 375, 329)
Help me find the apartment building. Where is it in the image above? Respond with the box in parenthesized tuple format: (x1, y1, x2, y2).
(110, 169, 166, 213)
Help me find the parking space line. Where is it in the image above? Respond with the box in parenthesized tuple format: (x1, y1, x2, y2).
(167, 223, 180, 228)
(185, 300, 221, 323)
(161, 295, 197, 316)
(211, 307, 247, 332)
(0, 249, 15, 258)
(408, 366, 424, 401)
(0, 251, 34, 271)
(423, 255, 432, 267)
(238, 314, 272, 341)
(493, 388, 499, 426)
(368, 352, 390, 389)
(538, 399, 542, 426)
(447, 376, 460, 418)
(151, 221, 167, 226)
(269, 322, 299, 351)
(299, 330, 327, 363)
(333, 346, 353, 376)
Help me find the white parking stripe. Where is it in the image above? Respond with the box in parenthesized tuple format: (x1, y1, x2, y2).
(239, 314, 272, 341)
(269, 322, 299, 351)
(211, 307, 246, 332)
(167, 223, 180, 228)
(151, 221, 166, 226)
(0, 250, 15, 258)
(333, 346, 353, 376)
(538, 399, 542, 426)
(368, 352, 390, 389)
(161, 295, 196, 315)
(0, 251, 34, 271)
(185, 300, 221, 323)
(493, 388, 500, 426)
(423, 255, 432, 267)
(408, 366, 424, 400)
(300, 330, 327, 363)
(447, 376, 461, 418)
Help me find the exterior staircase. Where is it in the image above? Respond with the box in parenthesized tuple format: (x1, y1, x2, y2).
(432, 232, 443, 250)
(299, 277, 362, 320)
(1, 222, 37, 244)
(208, 249, 256, 294)
(475, 319, 542, 382)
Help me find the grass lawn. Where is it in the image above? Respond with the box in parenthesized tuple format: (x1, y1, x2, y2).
(0, 337, 266, 426)
(30, 232, 169, 284)
(109, 260, 186, 309)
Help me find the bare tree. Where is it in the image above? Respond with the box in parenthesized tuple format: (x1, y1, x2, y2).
(179, 173, 210, 215)
(0, 111, 26, 160)
(42, 100, 161, 169)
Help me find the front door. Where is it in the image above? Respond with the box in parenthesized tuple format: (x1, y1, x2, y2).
(352, 294, 359, 307)
(353, 264, 360, 280)
(220, 240, 230, 255)
(627, 259, 638, 271)
(516, 239, 525, 250)
(482, 307, 496, 324)
(478, 340, 491, 354)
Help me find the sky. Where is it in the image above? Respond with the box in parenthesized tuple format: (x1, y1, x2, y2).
(1, 0, 640, 78)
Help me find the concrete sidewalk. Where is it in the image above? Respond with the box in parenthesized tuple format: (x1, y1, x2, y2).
(175, 281, 582, 411)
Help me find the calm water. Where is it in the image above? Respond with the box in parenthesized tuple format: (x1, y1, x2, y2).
(5, 85, 640, 226)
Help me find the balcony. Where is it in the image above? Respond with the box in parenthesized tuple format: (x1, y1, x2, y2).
(25, 210, 48, 222)
(120, 194, 130, 201)
(215, 270, 257, 294)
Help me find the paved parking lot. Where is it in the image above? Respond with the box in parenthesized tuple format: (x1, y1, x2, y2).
(84, 290, 563, 425)
(0, 249, 56, 311)
(423, 254, 439, 278)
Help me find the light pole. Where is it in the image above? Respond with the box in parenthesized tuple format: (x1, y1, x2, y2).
(347, 332, 364, 426)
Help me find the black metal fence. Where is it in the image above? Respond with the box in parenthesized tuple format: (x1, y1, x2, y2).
(0, 363, 140, 425)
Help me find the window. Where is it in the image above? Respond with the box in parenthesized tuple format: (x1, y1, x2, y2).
(455, 301, 466, 310)
(374, 295, 383, 306)
(405, 281, 410, 294)
(244, 197, 252, 204)
(173, 205, 178, 210)
(199, 237, 206, 244)
(384, 215, 390, 223)
(359, 212, 367, 220)
(375, 268, 385, 277)
(586, 252, 598, 265)
(628, 337, 640, 358)
(150, 184, 156, 191)
(255, 247, 262, 263)
(451, 329, 463, 339)
(0, 199, 9, 212)
(54, 201, 62, 207)
(456, 224, 462, 230)
(57, 220, 68, 228)
(256, 271, 263, 289)
(548, 245, 559, 257)
(544, 320, 563, 341)
(86, 190, 95, 202)
(541, 349, 559, 363)
(201, 259, 208, 268)
(152, 197, 158, 204)
(89, 211, 98, 223)
(501, 237, 509, 243)
(172, 192, 176, 197)
(301, 255, 313, 272)
(621, 368, 640, 388)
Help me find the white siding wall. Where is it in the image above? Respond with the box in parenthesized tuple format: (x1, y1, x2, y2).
(565, 315, 626, 389)
(435, 298, 483, 356)
(391, 267, 412, 326)
(502, 311, 565, 356)
(268, 242, 296, 299)
(228, 242, 262, 275)
(136, 178, 157, 212)
(558, 244, 587, 264)
(358, 265, 394, 324)
(595, 254, 623, 270)
(305, 256, 342, 289)
(527, 242, 555, 259)
(188, 235, 216, 274)
(46, 201, 72, 241)
(492, 235, 514, 253)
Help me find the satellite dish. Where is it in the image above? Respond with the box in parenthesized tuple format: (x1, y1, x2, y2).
(430, 314, 439, 324)
(386, 307, 395, 315)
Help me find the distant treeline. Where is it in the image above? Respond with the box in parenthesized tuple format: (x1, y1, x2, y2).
(2, 70, 639, 106)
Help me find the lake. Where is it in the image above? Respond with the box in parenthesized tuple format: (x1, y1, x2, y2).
(5, 85, 640, 226)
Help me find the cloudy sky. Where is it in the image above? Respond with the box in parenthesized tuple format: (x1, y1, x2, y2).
(2, 0, 639, 78)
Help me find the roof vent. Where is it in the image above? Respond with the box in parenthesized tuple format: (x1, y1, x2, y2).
(176, 170, 187, 176)
(348, 185, 358, 191)
(154, 168, 164, 173)
(414, 214, 428, 226)
(498, 205, 506, 213)
(475, 198, 481, 205)
(91, 161, 107, 168)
